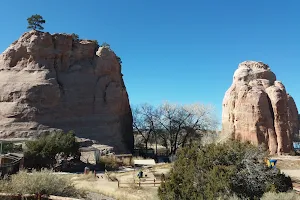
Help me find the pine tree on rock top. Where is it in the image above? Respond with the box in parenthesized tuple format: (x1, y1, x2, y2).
(27, 14, 46, 31)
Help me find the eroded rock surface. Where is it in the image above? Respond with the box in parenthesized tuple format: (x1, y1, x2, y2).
(222, 61, 299, 155)
(0, 30, 133, 153)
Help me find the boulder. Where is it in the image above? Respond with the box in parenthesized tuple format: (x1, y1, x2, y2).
(0, 30, 133, 153)
(222, 61, 299, 155)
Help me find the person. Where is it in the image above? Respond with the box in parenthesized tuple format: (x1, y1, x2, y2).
(84, 166, 90, 174)
(138, 170, 143, 178)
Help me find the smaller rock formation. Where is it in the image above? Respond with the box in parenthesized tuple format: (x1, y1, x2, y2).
(222, 61, 299, 155)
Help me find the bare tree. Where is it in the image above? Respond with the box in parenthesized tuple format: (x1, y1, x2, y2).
(132, 103, 157, 152)
(155, 102, 218, 155)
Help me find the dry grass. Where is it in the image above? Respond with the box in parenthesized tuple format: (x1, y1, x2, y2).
(261, 192, 300, 200)
(152, 163, 172, 170)
(72, 162, 169, 200)
(74, 178, 159, 200)
(72, 171, 98, 182)
(0, 169, 85, 198)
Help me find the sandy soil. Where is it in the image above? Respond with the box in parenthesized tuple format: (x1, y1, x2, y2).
(280, 170, 300, 179)
(71, 164, 171, 200)
(271, 156, 300, 181)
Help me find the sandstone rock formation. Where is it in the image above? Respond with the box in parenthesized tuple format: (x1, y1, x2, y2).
(222, 61, 299, 155)
(0, 30, 133, 153)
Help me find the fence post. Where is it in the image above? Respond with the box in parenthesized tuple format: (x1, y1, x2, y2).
(139, 180, 141, 187)
(154, 179, 155, 186)
(118, 180, 119, 188)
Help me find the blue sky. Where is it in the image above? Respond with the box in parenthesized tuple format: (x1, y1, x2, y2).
(0, 0, 299, 124)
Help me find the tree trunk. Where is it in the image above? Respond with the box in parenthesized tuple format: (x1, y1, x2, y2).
(145, 139, 148, 155)
(155, 132, 158, 156)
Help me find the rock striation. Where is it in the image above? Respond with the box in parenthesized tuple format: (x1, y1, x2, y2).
(0, 30, 133, 153)
(222, 61, 299, 155)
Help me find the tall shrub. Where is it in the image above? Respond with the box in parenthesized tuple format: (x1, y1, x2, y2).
(158, 140, 293, 200)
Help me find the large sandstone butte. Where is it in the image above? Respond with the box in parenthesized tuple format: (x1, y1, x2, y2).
(222, 61, 299, 155)
(0, 30, 133, 153)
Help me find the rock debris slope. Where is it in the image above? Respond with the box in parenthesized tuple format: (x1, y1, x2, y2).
(222, 61, 299, 155)
(0, 30, 133, 153)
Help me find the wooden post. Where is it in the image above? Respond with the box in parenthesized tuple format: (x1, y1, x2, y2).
(154, 179, 155, 186)
(0, 141, 2, 155)
(37, 193, 41, 200)
(117, 180, 119, 188)
(139, 180, 141, 187)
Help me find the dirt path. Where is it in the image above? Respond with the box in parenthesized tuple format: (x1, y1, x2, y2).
(271, 156, 300, 192)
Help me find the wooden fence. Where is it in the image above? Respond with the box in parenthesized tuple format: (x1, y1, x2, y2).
(117, 178, 164, 188)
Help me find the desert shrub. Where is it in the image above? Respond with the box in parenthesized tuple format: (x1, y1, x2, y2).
(122, 156, 144, 166)
(230, 145, 293, 199)
(1, 142, 23, 154)
(98, 156, 143, 170)
(269, 171, 293, 192)
(98, 156, 119, 171)
(116, 56, 122, 65)
(0, 169, 85, 198)
(121, 157, 133, 166)
(100, 42, 110, 48)
(158, 140, 293, 200)
(91, 40, 99, 47)
(24, 131, 80, 169)
(71, 33, 79, 41)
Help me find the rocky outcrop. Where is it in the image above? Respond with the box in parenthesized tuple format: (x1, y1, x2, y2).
(222, 61, 299, 155)
(0, 30, 133, 153)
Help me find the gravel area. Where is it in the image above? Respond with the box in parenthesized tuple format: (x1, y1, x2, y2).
(86, 192, 115, 200)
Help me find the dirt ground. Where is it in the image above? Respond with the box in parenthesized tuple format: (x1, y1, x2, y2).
(59, 156, 300, 199)
(271, 156, 300, 185)
(70, 163, 172, 200)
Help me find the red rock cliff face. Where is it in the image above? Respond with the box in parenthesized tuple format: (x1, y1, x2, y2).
(222, 61, 299, 155)
(0, 30, 133, 153)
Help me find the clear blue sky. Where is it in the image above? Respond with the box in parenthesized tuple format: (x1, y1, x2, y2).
(1, 0, 299, 124)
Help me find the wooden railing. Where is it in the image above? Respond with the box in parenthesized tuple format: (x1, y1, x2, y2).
(118, 178, 164, 188)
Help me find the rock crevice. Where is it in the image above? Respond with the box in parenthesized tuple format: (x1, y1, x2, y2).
(222, 61, 299, 155)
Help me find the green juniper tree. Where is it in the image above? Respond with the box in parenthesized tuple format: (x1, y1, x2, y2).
(27, 14, 46, 30)
(158, 140, 293, 200)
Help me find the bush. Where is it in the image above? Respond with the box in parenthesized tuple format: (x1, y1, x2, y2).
(100, 42, 110, 48)
(1, 142, 23, 154)
(24, 131, 80, 169)
(116, 56, 122, 65)
(0, 169, 85, 198)
(91, 40, 99, 47)
(98, 156, 119, 171)
(71, 33, 79, 41)
(158, 140, 293, 200)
